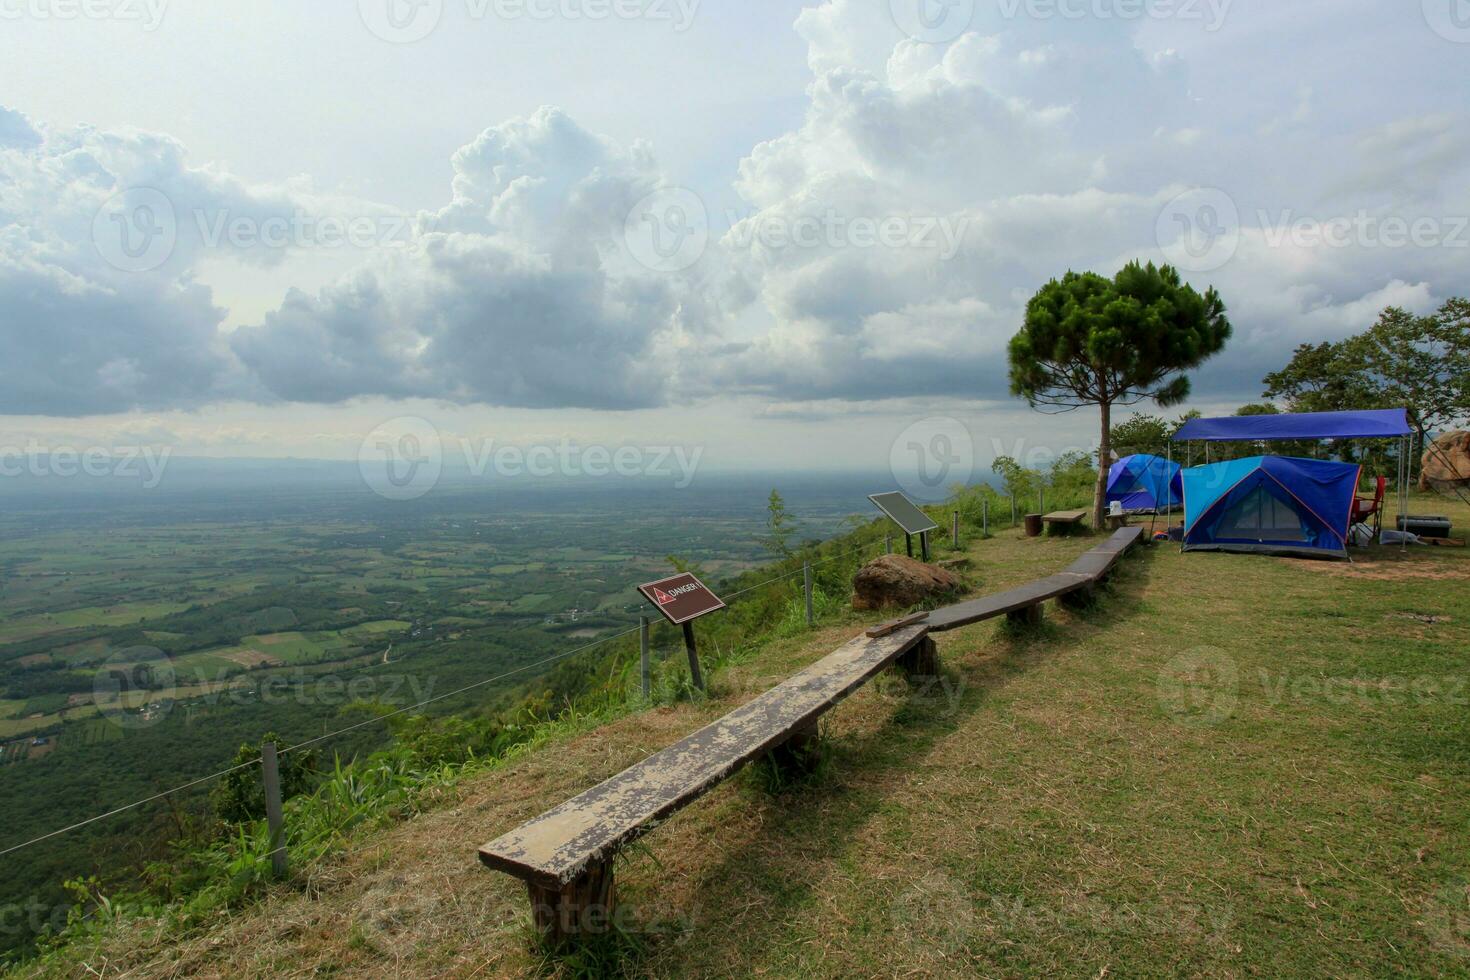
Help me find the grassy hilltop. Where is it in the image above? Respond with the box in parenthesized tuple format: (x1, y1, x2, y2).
(11, 492, 1470, 977)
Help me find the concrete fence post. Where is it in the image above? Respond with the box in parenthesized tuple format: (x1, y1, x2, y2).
(261, 741, 287, 879)
(803, 562, 814, 627)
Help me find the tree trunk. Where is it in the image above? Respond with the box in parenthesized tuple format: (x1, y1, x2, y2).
(1094, 399, 1112, 528)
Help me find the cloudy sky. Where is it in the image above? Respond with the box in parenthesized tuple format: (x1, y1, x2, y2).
(1, 0, 1466, 475)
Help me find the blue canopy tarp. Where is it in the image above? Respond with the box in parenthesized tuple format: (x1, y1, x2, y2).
(1107, 454, 1182, 511)
(1182, 456, 1361, 559)
(1172, 409, 1411, 443)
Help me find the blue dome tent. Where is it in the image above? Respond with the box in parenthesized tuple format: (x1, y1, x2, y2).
(1168, 408, 1415, 553)
(1107, 454, 1182, 512)
(1181, 456, 1361, 559)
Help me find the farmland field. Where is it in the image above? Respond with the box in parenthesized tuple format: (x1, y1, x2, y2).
(0, 470, 885, 951)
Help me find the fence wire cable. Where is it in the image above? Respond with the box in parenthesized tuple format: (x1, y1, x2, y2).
(0, 536, 887, 858)
(276, 624, 645, 758)
(0, 760, 263, 859)
(0, 625, 638, 859)
(719, 539, 881, 602)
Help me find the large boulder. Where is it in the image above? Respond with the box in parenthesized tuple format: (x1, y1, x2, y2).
(851, 555, 962, 611)
(1422, 431, 1470, 491)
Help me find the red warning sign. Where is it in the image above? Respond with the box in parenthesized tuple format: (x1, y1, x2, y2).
(637, 573, 726, 626)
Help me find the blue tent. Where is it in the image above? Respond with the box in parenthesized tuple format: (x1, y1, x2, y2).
(1182, 456, 1361, 559)
(1107, 454, 1182, 511)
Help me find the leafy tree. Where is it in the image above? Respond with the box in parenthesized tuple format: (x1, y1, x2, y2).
(990, 455, 1037, 502)
(1439, 297, 1470, 417)
(1108, 414, 1172, 458)
(1009, 261, 1232, 525)
(1353, 304, 1469, 451)
(1263, 299, 1470, 478)
(1048, 451, 1099, 506)
(210, 734, 316, 825)
(1261, 340, 1377, 415)
(760, 489, 799, 558)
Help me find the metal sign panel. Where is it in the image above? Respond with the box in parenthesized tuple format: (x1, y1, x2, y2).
(869, 491, 939, 535)
(637, 573, 727, 626)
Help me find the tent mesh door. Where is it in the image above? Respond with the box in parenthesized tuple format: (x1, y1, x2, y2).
(1215, 485, 1309, 541)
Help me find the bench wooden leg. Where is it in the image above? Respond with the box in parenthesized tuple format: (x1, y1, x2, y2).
(896, 636, 941, 679)
(527, 859, 616, 945)
(1006, 604, 1043, 627)
(1060, 585, 1096, 610)
(769, 722, 821, 776)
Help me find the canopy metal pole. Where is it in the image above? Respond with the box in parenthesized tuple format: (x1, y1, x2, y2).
(1170, 441, 1183, 553)
(1396, 436, 1403, 551)
(1401, 435, 1410, 552)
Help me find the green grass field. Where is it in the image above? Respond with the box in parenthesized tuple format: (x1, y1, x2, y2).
(0, 601, 194, 643)
(24, 494, 1470, 977)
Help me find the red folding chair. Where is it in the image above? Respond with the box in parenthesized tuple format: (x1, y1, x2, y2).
(1350, 476, 1386, 540)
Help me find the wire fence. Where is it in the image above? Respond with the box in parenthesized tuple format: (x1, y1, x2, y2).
(0, 535, 887, 862)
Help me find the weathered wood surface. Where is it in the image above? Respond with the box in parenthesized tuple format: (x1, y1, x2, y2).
(479, 624, 929, 888)
(1090, 526, 1144, 554)
(1061, 551, 1116, 580)
(1042, 510, 1089, 524)
(865, 611, 929, 639)
(925, 527, 1142, 633)
(479, 525, 1143, 899)
(925, 573, 1086, 632)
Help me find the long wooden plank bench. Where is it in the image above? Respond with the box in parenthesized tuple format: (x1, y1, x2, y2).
(479, 624, 937, 942)
(479, 526, 1143, 945)
(923, 526, 1142, 632)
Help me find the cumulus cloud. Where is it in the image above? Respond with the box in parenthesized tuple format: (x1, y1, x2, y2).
(232, 107, 698, 410)
(0, 105, 381, 415)
(2, 1, 1465, 419)
(700, 0, 1469, 407)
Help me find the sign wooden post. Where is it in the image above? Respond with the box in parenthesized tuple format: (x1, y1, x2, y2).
(639, 616, 651, 698)
(681, 623, 704, 691)
(637, 573, 726, 694)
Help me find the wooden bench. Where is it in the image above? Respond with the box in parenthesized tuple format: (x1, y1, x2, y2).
(479, 624, 937, 942)
(1041, 509, 1089, 535)
(479, 526, 1142, 944)
(915, 526, 1142, 631)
